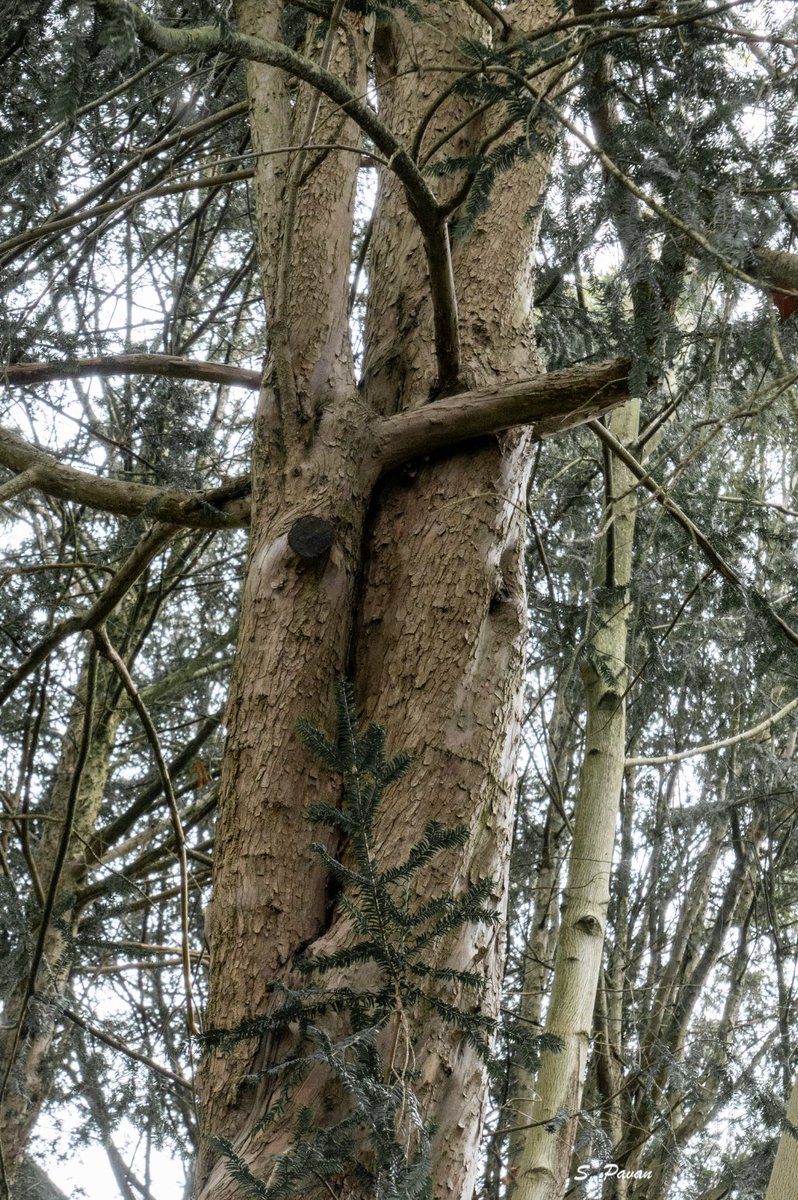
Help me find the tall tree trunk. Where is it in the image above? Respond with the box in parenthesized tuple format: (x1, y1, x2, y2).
(513, 398, 640, 1200)
(196, 1, 568, 1195)
(196, 0, 372, 1170)
(507, 688, 573, 1175)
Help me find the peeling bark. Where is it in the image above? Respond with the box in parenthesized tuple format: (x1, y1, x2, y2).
(195, 2, 603, 1197)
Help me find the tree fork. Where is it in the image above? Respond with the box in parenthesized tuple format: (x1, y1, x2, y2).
(0, 359, 629, 528)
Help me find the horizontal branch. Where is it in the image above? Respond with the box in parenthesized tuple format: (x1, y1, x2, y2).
(0, 361, 629, 526)
(1, 354, 261, 391)
(372, 357, 631, 471)
(0, 424, 251, 527)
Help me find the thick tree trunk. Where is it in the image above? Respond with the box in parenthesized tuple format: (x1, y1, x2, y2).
(196, 0, 372, 1169)
(196, 0, 566, 1195)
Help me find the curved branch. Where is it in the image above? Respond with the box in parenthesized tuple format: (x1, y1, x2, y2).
(1, 352, 260, 391)
(93, 626, 200, 1036)
(89, 715, 221, 860)
(0, 424, 251, 527)
(627, 693, 798, 767)
(94, 0, 437, 217)
(1, 354, 261, 391)
(93, 0, 461, 388)
(461, 0, 512, 38)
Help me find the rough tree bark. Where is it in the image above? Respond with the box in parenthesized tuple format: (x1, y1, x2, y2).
(0, 0, 631, 1194)
(195, 1, 613, 1196)
(5, 2, 798, 1197)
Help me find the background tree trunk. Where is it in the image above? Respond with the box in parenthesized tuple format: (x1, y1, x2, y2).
(513, 399, 639, 1200)
(0, 647, 120, 1178)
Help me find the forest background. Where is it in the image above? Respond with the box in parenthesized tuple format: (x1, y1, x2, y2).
(2, 2, 798, 1199)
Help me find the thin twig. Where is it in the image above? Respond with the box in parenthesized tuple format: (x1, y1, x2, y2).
(53, 1000, 193, 1092)
(93, 626, 201, 1037)
(0, 524, 178, 706)
(589, 419, 798, 652)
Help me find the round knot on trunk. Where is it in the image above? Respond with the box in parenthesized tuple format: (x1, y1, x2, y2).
(288, 515, 335, 560)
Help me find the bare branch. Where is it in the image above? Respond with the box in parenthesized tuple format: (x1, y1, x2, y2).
(89, 715, 220, 860)
(589, 418, 798, 653)
(93, 626, 200, 1037)
(0, 524, 178, 707)
(372, 358, 630, 472)
(94, 1, 437, 220)
(461, 0, 512, 38)
(0, 424, 250, 527)
(93, 0, 461, 389)
(53, 1000, 193, 1092)
(627, 693, 798, 767)
(1, 354, 261, 391)
(424, 221, 460, 390)
(0, 466, 45, 504)
(0, 169, 255, 260)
